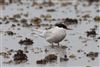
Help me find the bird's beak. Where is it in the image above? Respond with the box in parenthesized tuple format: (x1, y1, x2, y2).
(66, 27, 72, 30)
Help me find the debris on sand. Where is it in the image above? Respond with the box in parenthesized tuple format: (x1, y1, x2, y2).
(86, 29, 97, 37)
(82, 14, 91, 20)
(19, 18, 32, 27)
(61, 2, 72, 7)
(13, 14, 21, 18)
(23, 13, 29, 17)
(19, 38, 33, 45)
(94, 16, 100, 22)
(5, 20, 10, 24)
(69, 54, 76, 59)
(86, 65, 91, 67)
(86, 52, 99, 60)
(2, 16, 7, 21)
(20, 18, 31, 27)
(42, 0, 54, 7)
(0, 52, 10, 58)
(9, 17, 19, 22)
(0, 22, 2, 24)
(77, 49, 83, 53)
(6, 31, 16, 36)
(44, 54, 57, 62)
(0, 49, 15, 59)
(7, 49, 15, 53)
(61, 46, 68, 49)
(86, 0, 100, 5)
(11, 24, 16, 27)
(13, 50, 28, 64)
(60, 55, 69, 62)
(36, 54, 57, 64)
(23, 46, 29, 53)
(97, 37, 100, 39)
(41, 14, 52, 21)
(32, 1, 38, 7)
(44, 48, 49, 53)
(20, 18, 27, 23)
(31, 17, 42, 26)
(3, 60, 13, 64)
(63, 18, 78, 25)
(47, 0, 54, 6)
(47, 9, 56, 12)
(36, 59, 47, 64)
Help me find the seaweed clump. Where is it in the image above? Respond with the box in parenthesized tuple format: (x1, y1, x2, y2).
(86, 52, 99, 60)
(36, 54, 57, 64)
(19, 38, 33, 45)
(86, 29, 97, 37)
(63, 18, 78, 25)
(13, 50, 28, 64)
(94, 16, 100, 22)
(6, 31, 16, 36)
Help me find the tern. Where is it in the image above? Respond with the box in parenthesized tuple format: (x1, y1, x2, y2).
(33, 23, 71, 47)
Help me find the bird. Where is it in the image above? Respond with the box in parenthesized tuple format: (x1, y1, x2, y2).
(33, 23, 71, 47)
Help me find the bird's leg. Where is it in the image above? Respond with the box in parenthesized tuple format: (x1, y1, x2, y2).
(51, 43, 54, 48)
(58, 43, 60, 46)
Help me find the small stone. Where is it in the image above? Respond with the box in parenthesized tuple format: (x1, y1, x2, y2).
(0, 22, 2, 24)
(31, 17, 41, 25)
(44, 48, 48, 53)
(47, 9, 56, 12)
(60, 55, 69, 62)
(91, 57, 95, 60)
(11, 24, 16, 27)
(97, 37, 100, 39)
(84, 52, 87, 54)
(6, 31, 16, 36)
(69, 54, 76, 58)
(61, 46, 67, 49)
(5, 21, 9, 24)
(86, 66, 91, 67)
(86, 52, 99, 60)
(20, 18, 27, 23)
(64, 18, 78, 25)
(84, 44, 87, 46)
(44, 54, 57, 62)
(77, 49, 83, 53)
(86, 29, 97, 37)
(78, 57, 81, 59)
(13, 14, 21, 18)
(94, 16, 100, 22)
(36, 59, 47, 64)
(9, 17, 19, 22)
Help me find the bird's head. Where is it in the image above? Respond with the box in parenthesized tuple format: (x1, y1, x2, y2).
(55, 23, 72, 30)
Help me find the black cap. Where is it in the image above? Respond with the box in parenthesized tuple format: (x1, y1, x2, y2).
(55, 23, 67, 29)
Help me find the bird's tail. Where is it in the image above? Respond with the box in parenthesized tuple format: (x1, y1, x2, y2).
(32, 29, 45, 38)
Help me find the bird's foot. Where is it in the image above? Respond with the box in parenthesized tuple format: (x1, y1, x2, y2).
(51, 45, 54, 48)
(58, 43, 60, 46)
(51, 43, 54, 48)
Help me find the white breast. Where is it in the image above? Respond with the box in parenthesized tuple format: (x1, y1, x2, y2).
(44, 27, 66, 43)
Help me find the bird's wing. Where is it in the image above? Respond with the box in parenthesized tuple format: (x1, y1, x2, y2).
(44, 27, 57, 39)
(44, 30, 53, 39)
